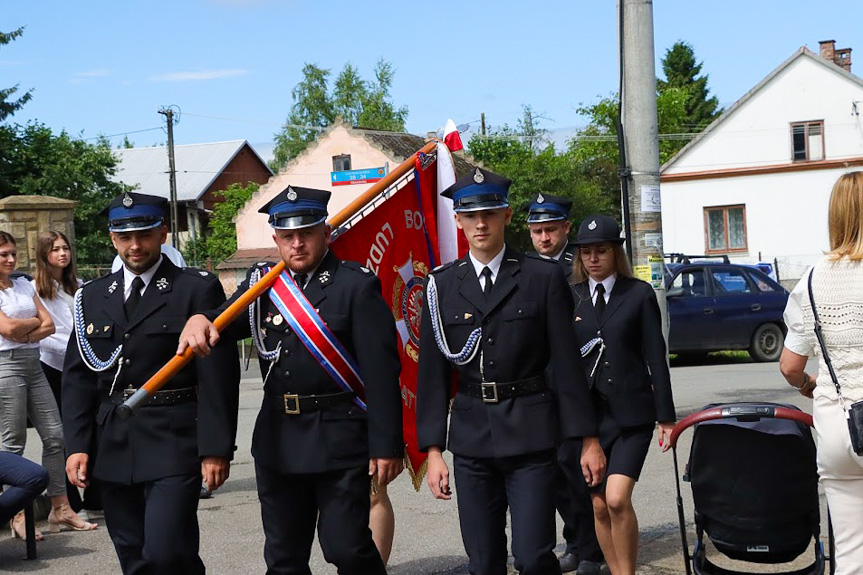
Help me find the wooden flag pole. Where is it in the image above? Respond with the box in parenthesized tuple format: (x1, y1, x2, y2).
(117, 141, 438, 418)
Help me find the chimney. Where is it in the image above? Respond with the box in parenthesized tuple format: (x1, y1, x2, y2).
(819, 39, 852, 72)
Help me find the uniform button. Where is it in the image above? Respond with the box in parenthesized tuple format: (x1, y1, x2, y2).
(604, 361, 610, 367)
(487, 337, 494, 345)
(454, 315, 459, 320)
(124, 358, 131, 366)
(124, 333, 131, 341)
(488, 361, 495, 368)
(517, 309, 523, 315)
(284, 371, 291, 377)
(162, 324, 168, 330)
(283, 349, 290, 357)
(607, 378, 613, 384)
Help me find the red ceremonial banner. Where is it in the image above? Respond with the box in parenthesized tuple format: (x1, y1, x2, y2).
(330, 153, 440, 490)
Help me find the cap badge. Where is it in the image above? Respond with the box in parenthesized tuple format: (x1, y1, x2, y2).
(537, 193, 545, 204)
(156, 277, 169, 290)
(286, 187, 298, 202)
(122, 193, 134, 208)
(588, 220, 597, 230)
(473, 168, 485, 184)
(272, 314, 284, 326)
(108, 280, 118, 294)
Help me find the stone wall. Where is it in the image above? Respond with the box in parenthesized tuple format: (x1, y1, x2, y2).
(0, 195, 77, 274)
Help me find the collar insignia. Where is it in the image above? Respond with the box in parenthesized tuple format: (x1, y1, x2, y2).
(319, 270, 331, 283)
(537, 193, 545, 204)
(108, 280, 118, 294)
(286, 186, 297, 202)
(464, 312, 473, 320)
(86, 323, 94, 335)
(103, 325, 110, 332)
(122, 193, 133, 208)
(575, 316, 582, 322)
(156, 277, 169, 290)
(588, 220, 597, 230)
(473, 168, 484, 184)
(272, 314, 283, 326)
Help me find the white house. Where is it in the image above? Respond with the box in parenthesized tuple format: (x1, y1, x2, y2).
(660, 40, 863, 284)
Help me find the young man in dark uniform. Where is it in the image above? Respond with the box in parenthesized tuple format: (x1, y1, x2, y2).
(177, 185, 404, 575)
(526, 194, 604, 575)
(417, 168, 606, 575)
(63, 192, 240, 574)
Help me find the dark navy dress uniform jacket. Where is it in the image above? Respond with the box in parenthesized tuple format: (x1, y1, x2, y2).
(212, 251, 404, 474)
(416, 248, 596, 459)
(62, 258, 240, 484)
(571, 276, 676, 427)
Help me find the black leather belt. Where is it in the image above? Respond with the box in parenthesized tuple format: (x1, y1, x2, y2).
(267, 391, 356, 415)
(106, 387, 197, 407)
(459, 375, 547, 403)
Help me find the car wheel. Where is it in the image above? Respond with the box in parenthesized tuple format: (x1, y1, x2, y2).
(749, 323, 784, 362)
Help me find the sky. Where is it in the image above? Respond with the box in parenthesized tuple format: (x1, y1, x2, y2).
(4, 0, 863, 159)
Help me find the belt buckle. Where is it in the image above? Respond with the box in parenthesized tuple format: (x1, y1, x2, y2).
(481, 382, 499, 403)
(284, 393, 300, 415)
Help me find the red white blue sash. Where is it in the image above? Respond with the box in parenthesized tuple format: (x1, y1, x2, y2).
(268, 271, 367, 411)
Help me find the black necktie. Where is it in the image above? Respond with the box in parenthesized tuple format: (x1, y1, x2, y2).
(481, 267, 493, 298)
(594, 283, 606, 319)
(294, 273, 308, 291)
(125, 276, 145, 319)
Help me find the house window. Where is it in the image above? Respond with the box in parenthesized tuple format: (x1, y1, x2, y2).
(704, 205, 747, 253)
(332, 154, 351, 172)
(791, 121, 824, 161)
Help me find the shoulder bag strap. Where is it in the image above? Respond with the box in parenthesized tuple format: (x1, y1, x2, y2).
(807, 267, 844, 399)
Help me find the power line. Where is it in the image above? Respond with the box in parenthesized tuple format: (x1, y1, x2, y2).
(82, 127, 163, 142)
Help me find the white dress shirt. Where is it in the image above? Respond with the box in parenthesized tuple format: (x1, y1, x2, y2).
(123, 255, 163, 301)
(469, 246, 506, 292)
(588, 274, 617, 305)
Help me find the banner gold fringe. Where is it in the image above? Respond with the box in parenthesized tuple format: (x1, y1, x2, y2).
(404, 449, 428, 492)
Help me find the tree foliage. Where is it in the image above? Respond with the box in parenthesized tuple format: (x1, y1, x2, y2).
(271, 59, 408, 170)
(469, 107, 618, 251)
(203, 182, 259, 265)
(0, 122, 130, 265)
(657, 41, 722, 131)
(0, 28, 33, 122)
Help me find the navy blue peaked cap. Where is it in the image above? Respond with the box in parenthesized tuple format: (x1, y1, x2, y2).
(524, 193, 572, 223)
(575, 214, 625, 245)
(441, 167, 510, 213)
(259, 185, 330, 229)
(106, 192, 167, 232)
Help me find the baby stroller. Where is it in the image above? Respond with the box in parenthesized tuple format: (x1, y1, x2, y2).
(669, 402, 834, 575)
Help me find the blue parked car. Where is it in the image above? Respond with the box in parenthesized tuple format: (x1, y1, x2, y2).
(664, 255, 789, 362)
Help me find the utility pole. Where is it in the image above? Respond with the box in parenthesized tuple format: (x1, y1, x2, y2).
(618, 0, 668, 336)
(481, 112, 486, 136)
(158, 107, 179, 249)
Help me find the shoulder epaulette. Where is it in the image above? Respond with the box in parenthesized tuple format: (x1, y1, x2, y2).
(182, 267, 217, 280)
(340, 260, 374, 275)
(430, 260, 458, 274)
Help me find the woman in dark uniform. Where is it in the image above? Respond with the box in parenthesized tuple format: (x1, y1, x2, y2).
(569, 215, 676, 575)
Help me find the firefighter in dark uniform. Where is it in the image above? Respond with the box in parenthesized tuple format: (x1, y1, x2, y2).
(63, 192, 240, 575)
(525, 193, 604, 575)
(417, 168, 606, 575)
(177, 185, 404, 575)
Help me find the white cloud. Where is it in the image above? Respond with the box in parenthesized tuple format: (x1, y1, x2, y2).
(149, 69, 249, 82)
(75, 69, 110, 77)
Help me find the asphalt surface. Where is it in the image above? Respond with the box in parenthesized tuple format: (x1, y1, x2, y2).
(1, 356, 825, 574)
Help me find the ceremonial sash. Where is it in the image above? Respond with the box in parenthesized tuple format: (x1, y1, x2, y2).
(267, 271, 367, 411)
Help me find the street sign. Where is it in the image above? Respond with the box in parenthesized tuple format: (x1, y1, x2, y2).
(331, 166, 388, 186)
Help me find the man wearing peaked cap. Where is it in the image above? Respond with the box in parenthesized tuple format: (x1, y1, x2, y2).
(63, 191, 239, 574)
(524, 193, 604, 574)
(177, 183, 404, 574)
(417, 168, 605, 574)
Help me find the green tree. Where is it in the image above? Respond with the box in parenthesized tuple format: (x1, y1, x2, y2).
(469, 107, 617, 251)
(204, 182, 259, 265)
(0, 122, 130, 265)
(271, 59, 408, 170)
(0, 27, 33, 122)
(657, 41, 722, 132)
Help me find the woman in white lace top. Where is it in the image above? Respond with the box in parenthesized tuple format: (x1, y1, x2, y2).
(780, 171, 863, 574)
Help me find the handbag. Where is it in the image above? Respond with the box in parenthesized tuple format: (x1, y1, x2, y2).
(808, 269, 863, 455)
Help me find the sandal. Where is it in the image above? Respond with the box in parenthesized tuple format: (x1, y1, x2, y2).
(47, 503, 98, 533)
(10, 511, 43, 542)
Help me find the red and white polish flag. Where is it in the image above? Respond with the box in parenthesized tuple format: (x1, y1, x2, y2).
(443, 118, 464, 152)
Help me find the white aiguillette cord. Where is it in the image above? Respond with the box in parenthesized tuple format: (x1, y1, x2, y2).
(580, 337, 605, 378)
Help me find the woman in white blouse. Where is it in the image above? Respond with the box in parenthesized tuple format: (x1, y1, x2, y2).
(780, 171, 863, 574)
(0, 231, 95, 541)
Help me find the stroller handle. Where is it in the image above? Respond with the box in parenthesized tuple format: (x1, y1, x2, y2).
(668, 404, 813, 449)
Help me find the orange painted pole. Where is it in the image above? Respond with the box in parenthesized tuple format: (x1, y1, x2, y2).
(117, 140, 438, 418)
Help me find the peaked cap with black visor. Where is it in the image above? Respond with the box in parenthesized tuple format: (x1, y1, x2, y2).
(259, 185, 330, 229)
(441, 167, 510, 213)
(106, 192, 168, 233)
(524, 192, 572, 224)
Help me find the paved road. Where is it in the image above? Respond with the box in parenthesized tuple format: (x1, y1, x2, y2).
(2, 357, 823, 573)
